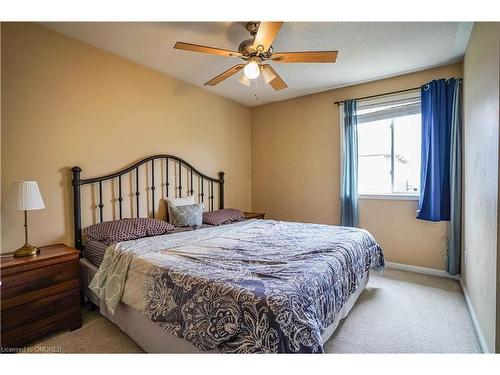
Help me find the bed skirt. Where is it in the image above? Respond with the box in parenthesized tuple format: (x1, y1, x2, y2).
(80, 257, 369, 353)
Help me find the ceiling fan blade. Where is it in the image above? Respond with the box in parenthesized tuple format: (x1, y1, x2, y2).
(264, 65, 288, 91)
(252, 22, 283, 53)
(174, 42, 242, 58)
(204, 64, 245, 86)
(271, 51, 338, 63)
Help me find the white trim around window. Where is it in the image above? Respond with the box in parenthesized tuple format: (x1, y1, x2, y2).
(358, 193, 419, 201)
(356, 90, 422, 198)
(338, 94, 422, 201)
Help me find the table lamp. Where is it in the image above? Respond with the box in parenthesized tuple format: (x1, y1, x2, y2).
(8, 181, 45, 257)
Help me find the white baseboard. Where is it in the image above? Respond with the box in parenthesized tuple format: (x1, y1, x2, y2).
(385, 261, 460, 280)
(459, 277, 490, 353)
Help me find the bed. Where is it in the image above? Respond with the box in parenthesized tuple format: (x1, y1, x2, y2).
(72, 154, 384, 353)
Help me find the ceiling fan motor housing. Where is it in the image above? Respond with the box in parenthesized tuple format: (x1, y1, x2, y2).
(240, 22, 273, 59)
(238, 39, 273, 58)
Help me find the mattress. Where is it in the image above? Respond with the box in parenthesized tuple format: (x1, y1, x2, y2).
(83, 240, 108, 267)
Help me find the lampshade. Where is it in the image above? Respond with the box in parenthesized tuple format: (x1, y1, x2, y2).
(8, 181, 45, 211)
(261, 65, 277, 85)
(238, 73, 251, 87)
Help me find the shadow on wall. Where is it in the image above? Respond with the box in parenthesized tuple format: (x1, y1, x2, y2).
(59, 166, 73, 246)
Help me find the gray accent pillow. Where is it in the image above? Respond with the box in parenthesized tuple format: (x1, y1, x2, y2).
(168, 203, 204, 227)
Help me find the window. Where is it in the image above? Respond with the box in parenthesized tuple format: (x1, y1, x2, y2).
(356, 93, 421, 197)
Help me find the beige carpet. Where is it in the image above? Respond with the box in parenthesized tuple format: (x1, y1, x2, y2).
(27, 268, 481, 354)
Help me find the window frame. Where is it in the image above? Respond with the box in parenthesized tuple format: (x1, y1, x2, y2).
(340, 90, 421, 201)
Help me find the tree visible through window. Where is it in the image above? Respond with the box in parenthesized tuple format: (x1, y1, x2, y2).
(357, 95, 421, 195)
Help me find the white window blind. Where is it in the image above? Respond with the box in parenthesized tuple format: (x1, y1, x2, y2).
(357, 93, 421, 124)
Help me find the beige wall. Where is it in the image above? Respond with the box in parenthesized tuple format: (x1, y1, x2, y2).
(0, 23, 2, 247)
(1, 23, 252, 252)
(462, 22, 500, 353)
(252, 63, 462, 270)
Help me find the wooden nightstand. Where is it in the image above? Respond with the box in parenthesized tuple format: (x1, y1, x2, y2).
(0, 244, 82, 351)
(243, 212, 266, 220)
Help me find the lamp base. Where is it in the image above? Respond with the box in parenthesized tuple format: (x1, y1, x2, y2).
(13, 243, 40, 257)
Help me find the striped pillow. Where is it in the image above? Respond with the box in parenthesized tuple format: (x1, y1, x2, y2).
(202, 209, 244, 226)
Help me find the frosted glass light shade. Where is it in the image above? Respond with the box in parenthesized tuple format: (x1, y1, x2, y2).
(239, 73, 251, 86)
(243, 61, 260, 79)
(8, 181, 45, 211)
(261, 65, 277, 84)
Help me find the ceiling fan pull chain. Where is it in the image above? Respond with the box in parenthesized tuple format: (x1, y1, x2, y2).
(253, 76, 260, 103)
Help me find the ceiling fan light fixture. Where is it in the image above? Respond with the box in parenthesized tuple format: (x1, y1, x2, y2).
(243, 61, 260, 79)
(238, 73, 251, 87)
(174, 22, 338, 92)
(261, 65, 277, 84)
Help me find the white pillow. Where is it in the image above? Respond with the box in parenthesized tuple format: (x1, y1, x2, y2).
(167, 195, 195, 207)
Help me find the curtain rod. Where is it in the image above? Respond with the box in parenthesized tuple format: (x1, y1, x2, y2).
(334, 86, 421, 105)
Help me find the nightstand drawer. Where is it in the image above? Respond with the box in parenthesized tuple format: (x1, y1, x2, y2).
(1, 287, 80, 332)
(0, 244, 81, 350)
(1, 306, 81, 349)
(1, 260, 79, 309)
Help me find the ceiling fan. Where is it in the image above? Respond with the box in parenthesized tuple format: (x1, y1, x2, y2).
(174, 22, 338, 91)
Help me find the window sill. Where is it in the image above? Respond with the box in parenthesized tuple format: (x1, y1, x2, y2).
(359, 194, 419, 201)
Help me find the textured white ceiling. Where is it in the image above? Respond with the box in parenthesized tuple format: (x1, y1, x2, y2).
(40, 22, 472, 107)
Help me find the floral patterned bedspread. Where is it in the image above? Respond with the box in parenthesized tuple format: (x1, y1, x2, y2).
(89, 219, 384, 353)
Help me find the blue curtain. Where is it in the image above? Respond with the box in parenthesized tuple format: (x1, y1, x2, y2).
(417, 78, 462, 275)
(340, 99, 358, 227)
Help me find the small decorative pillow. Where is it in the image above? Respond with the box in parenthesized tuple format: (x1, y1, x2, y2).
(168, 203, 204, 227)
(167, 195, 195, 207)
(166, 195, 196, 223)
(203, 209, 244, 226)
(85, 218, 174, 246)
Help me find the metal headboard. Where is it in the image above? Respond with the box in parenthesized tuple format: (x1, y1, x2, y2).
(71, 154, 225, 250)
